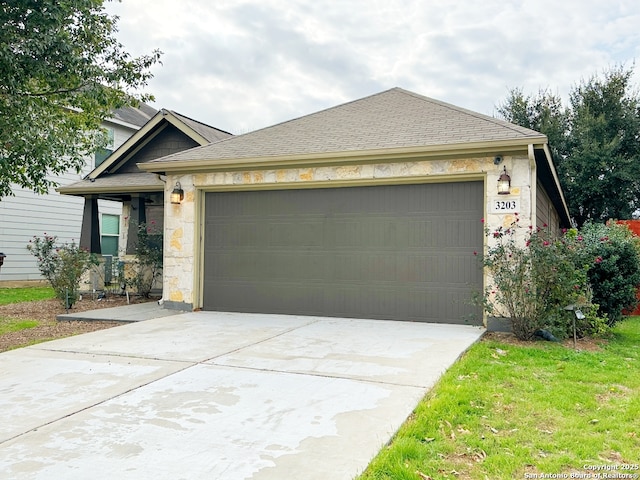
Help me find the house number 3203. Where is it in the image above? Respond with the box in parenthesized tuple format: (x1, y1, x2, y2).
(489, 198, 519, 213)
(495, 200, 517, 210)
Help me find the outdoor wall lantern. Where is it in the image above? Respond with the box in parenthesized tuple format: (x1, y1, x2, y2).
(497, 166, 511, 195)
(170, 181, 184, 204)
(0, 252, 5, 271)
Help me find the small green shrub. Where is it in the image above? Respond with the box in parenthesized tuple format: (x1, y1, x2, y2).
(127, 222, 162, 297)
(27, 235, 98, 308)
(569, 222, 640, 326)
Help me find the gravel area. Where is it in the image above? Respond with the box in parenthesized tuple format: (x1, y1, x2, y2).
(0, 295, 154, 352)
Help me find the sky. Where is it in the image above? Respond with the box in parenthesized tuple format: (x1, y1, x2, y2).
(105, 0, 640, 135)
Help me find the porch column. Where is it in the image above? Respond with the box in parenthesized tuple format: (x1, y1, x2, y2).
(80, 195, 101, 254)
(126, 195, 147, 254)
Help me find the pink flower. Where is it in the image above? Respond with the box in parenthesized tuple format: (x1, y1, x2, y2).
(595, 256, 603, 264)
(577, 236, 583, 241)
(543, 223, 548, 228)
(481, 218, 485, 223)
(543, 241, 550, 246)
(473, 251, 478, 256)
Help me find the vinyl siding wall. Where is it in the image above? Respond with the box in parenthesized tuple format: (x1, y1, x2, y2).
(0, 121, 137, 281)
(536, 181, 562, 237)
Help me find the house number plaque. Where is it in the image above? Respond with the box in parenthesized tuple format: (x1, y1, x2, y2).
(490, 197, 520, 213)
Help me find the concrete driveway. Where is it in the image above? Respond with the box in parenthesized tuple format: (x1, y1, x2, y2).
(0, 312, 483, 480)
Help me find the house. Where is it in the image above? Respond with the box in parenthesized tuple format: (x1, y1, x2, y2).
(0, 104, 156, 282)
(137, 88, 570, 327)
(58, 109, 233, 284)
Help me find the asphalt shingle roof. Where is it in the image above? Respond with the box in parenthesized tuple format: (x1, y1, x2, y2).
(169, 111, 233, 143)
(60, 173, 164, 194)
(146, 87, 545, 166)
(111, 103, 157, 127)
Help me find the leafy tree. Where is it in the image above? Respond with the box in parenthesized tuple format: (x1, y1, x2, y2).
(497, 87, 568, 159)
(0, 0, 161, 198)
(497, 66, 640, 227)
(563, 67, 640, 226)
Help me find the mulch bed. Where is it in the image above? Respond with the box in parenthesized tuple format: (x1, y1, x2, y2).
(0, 294, 154, 352)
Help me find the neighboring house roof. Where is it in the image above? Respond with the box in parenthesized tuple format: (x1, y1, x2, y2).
(139, 87, 547, 172)
(59, 109, 232, 196)
(110, 103, 158, 128)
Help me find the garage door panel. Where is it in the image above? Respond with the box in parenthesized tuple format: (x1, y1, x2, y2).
(204, 182, 483, 324)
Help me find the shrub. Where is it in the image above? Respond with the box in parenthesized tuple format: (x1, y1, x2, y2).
(127, 222, 163, 297)
(478, 219, 591, 340)
(568, 222, 640, 326)
(27, 235, 98, 308)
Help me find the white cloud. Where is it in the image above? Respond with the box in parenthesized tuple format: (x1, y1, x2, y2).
(106, 0, 640, 133)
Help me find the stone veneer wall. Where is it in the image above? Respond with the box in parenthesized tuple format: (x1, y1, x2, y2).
(162, 155, 535, 313)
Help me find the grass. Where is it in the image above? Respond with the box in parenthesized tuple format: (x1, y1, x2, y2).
(0, 287, 50, 339)
(0, 318, 40, 335)
(0, 286, 55, 305)
(357, 317, 640, 480)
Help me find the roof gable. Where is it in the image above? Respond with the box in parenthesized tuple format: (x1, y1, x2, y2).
(141, 88, 546, 169)
(89, 109, 232, 179)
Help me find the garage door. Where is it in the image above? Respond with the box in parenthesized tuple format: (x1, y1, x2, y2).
(203, 182, 483, 324)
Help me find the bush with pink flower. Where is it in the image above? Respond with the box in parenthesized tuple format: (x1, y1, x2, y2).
(27, 234, 98, 308)
(477, 219, 640, 340)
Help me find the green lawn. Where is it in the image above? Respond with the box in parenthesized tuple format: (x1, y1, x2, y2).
(0, 318, 40, 335)
(358, 317, 640, 480)
(0, 286, 55, 305)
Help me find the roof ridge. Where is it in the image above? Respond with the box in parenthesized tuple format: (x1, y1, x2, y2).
(395, 88, 544, 138)
(169, 110, 234, 136)
(229, 88, 401, 137)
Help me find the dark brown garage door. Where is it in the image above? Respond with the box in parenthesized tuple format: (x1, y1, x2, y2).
(203, 182, 483, 324)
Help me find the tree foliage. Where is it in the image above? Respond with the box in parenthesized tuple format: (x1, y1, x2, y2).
(497, 66, 640, 227)
(0, 0, 161, 198)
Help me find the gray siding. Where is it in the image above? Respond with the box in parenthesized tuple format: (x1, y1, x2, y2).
(536, 181, 562, 237)
(0, 121, 136, 281)
(203, 182, 483, 324)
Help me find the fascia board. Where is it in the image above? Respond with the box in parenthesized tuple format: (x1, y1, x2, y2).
(138, 137, 545, 174)
(57, 184, 163, 196)
(162, 111, 211, 146)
